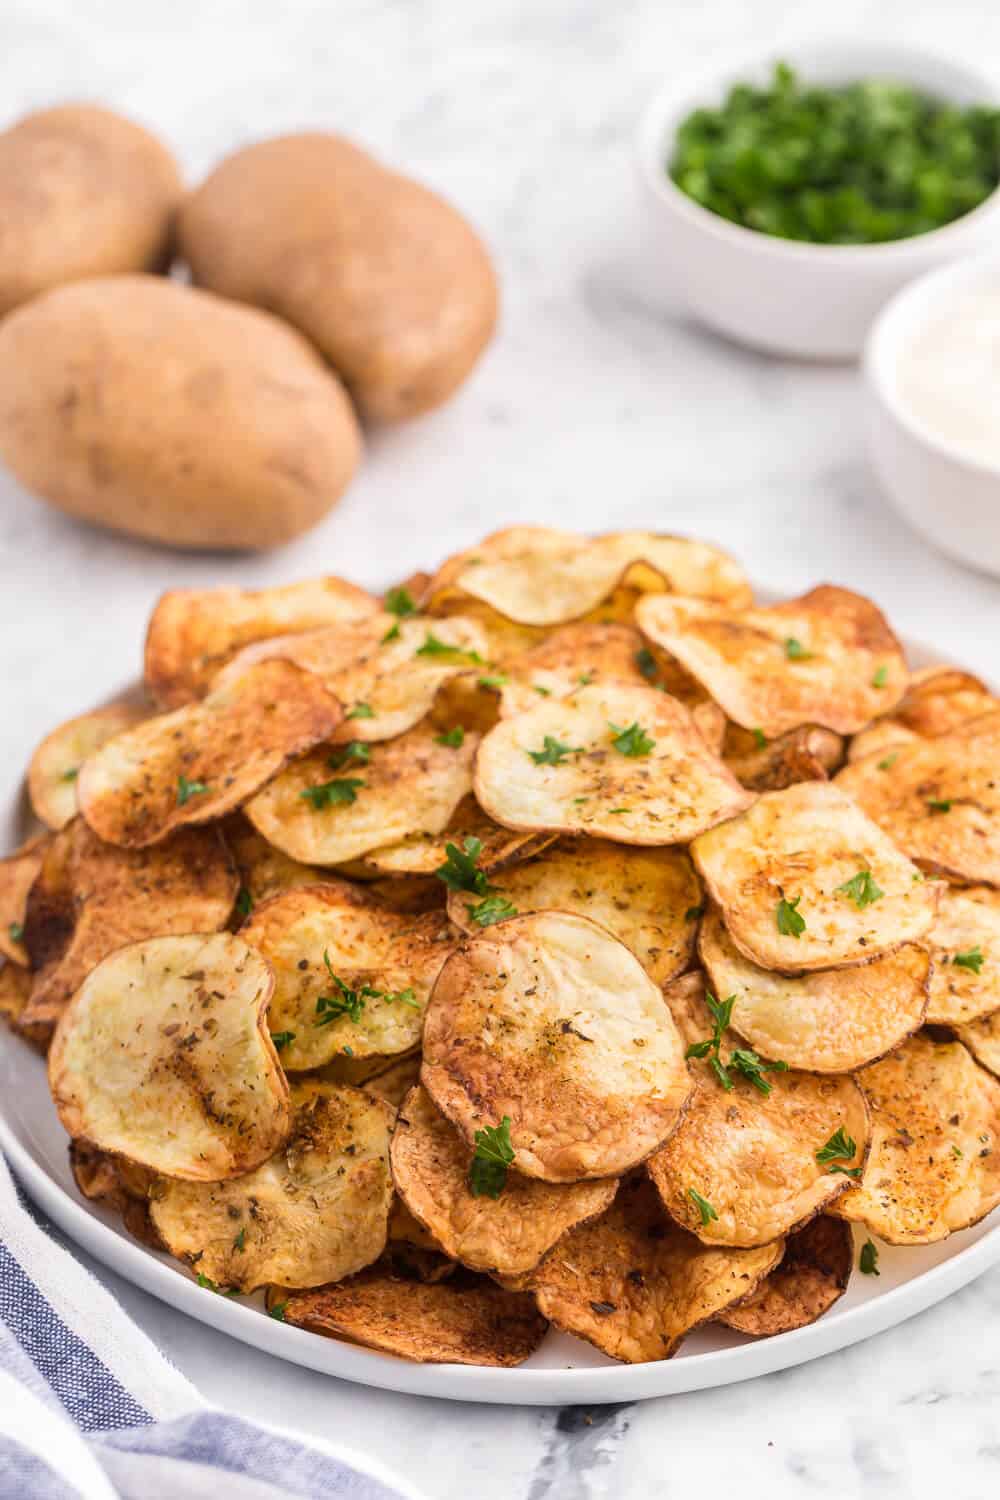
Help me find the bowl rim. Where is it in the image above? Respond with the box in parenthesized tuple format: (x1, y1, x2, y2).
(636, 37, 1000, 262)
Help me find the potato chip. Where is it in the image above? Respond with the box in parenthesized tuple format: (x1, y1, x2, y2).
(318, 1047, 422, 1107)
(144, 577, 379, 708)
(426, 670, 502, 737)
(496, 623, 671, 718)
(446, 837, 700, 987)
(245, 724, 477, 867)
(475, 683, 752, 846)
(366, 876, 445, 915)
(525, 1175, 781, 1363)
(691, 782, 936, 972)
(48, 933, 289, 1181)
(723, 724, 843, 791)
(385, 1198, 457, 1283)
(0, 836, 44, 965)
(28, 701, 148, 830)
(717, 1215, 852, 1336)
(221, 816, 328, 908)
(150, 1080, 394, 1292)
(390, 1086, 618, 1276)
(79, 659, 340, 848)
(895, 665, 997, 738)
(956, 1010, 1000, 1078)
(425, 596, 548, 671)
(422, 911, 692, 1182)
(355, 794, 554, 878)
(846, 721, 919, 764)
(699, 907, 929, 1072)
(0, 962, 31, 1030)
(647, 974, 868, 1246)
(637, 586, 907, 737)
(69, 1140, 161, 1249)
(926, 886, 1000, 1025)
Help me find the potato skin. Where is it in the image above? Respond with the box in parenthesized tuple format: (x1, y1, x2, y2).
(0, 104, 181, 316)
(0, 275, 362, 549)
(178, 133, 498, 423)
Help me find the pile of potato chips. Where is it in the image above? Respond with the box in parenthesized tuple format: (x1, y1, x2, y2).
(2, 526, 999, 1368)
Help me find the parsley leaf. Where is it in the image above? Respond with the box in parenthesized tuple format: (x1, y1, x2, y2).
(784, 637, 813, 661)
(952, 945, 985, 974)
(927, 798, 952, 814)
(466, 894, 518, 928)
(752, 728, 767, 749)
(300, 777, 365, 810)
(776, 895, 806, 937)
(269, 1301, 288, 1321)
(177, 774, 209, 806)
(859, 1239, 880, 1276)
(608, 720, 655, 757)
(872, 665, 889, 688)
(877, 753, 899, 771)
(635, 647, 659, 682)
(835, 869, 884, 908)
(478, 673, 508, 689)
(685, 991, 786, 1094)
(728, 1047, 789, 1096)
(381, 622, 401, 644)
(815, 1127, 861, 1176)
(233, 1227, 246, 1252)
(684, 904, 704, 923)
(327, 741, 370, 770)
(270, 1030, 296, 1051)
(236, 886, 254, 918)
(346, 702, 375, 720)
(435, 726, 465, 748)
(688, 1187, 718, 1227)
(415, 631, 483, 664)
(385, 586, 417, 618)
(527, 735, 582, 766)
(435, 836, 490, 895)
(469, 1117, 515, 1198)
(61, 766, 79, 783)
(8, 921, 24, 944)
(316, 975, 372, 1025)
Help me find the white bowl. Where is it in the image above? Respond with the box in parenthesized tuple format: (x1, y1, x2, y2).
(635, 40, 1000, 359)
(865, 252, 1000, 576)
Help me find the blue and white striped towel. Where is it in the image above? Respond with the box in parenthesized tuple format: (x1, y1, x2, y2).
(0, 1154, 425, 1500)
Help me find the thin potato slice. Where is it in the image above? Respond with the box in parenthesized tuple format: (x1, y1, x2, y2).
(391, 1086, 618, 1276)
(246, 723, 476, 867)
(525, 1175, 782, 1363)
(355, 794, 554, 878)
(447, 838, 700, 988)
(69, 1140, 161, 1249)
(957, 1011, 1000, 1078)
(647, 974, 868, 1246)
(0, 962, 31, 1029)
(422, 911, 692, 1182)
(717, 1216, 852, 1336)
(699, 907, 929, 1072)
(475, 683, 752, 846)
(366, 876, 445, 915)
(833, 1035, 1000, 1244)
(895, 665, 997, 738)
(144, 577, 379, 708)
(79, 659, 341, 848)
(221, 816, 328, 907)
(425, 596, 548, 670)
(29, 701, 147, 830)
(150, 1080, 394, 1292)
(927, 886, 1000, 1025)
(723, 724, 843, 791)
(691, 782, 937, 972)
(242, 881, 454, 1071)
(637, 586, 907, 737)
(48, 933, 289, 1181)
(497, 623, 674, 718)
(846, 721, 919, 764)
(0, 836, 45, 965)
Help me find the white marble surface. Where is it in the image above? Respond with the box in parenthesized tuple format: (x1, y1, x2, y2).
(3, 1, 1000, 1496)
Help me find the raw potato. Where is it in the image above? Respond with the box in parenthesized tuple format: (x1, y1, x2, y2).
(179, 132, 498, 424)
(390, 1086, 618, 1276)
(355, 794, 554, 878)
(525, 1176, 782, 1363)
(691, 782, 937, 972)
(475, 682, 752, 846)
(145, 579, 379, 708)
(48, 934, 289, 1181)
(926, 886, 1000, 1025)
(447, 838, 700, 988)
(833, 1035, 1000, 1244)
(637, 586, 907, 737)
(723, 724, 843, 791)
(0, 275, 362, 550)
(29, 701, 147, 830)
(150, 1081, 394, 1292)
(957, 1011, 1000, 1078)
(0, 104, 181, 316)
(699, 908, 929, 1072)
(0, 837, 45, 965)
(422, 911, 692, 1182)
(717, 1216, 853, 1336)
(79, 658, 340, 848)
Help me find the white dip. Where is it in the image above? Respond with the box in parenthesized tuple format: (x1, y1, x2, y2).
(896, 287, 1000, 465)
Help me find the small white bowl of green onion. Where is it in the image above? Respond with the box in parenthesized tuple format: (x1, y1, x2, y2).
(636, 42, 1000, 358)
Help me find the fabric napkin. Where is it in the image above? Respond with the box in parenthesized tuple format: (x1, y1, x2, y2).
(0, 1153, 424, 1500)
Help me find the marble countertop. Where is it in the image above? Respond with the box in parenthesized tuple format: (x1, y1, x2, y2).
(3, 1, 1000, 1496)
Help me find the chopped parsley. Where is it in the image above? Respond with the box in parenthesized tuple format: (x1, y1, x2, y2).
(533, 684, 551, 697)
(752, 728, 767, 749)
(435, 725, 465, 748)
(196, 1273, 236, 1296)
(315, 954, 419, 1026)
(435, 836, 491, 895)
(346, 702, 375, 720)
(872, 665, 889, 688)
(327, 740, 370, 770)
(8, 921, 24, 944)
(300, 776, 365, 810)
(269, 1301, 288, 1321)
(469, 1117, 515, 1198)
(478, 674, 508, 690)
(784, 637, 813, 661)
(952, 945, 984, 974)
(609, 720, 655, 757)
(927, 798, 952, 814)
(576, 671, 595, 686)
(688, 1188, 718, 1227)
(415, 631, 483, 664)
(685, 990, 787, 1094)
(685, 904, 704, 923)
(635, 647, 659, 682)
(859, 1239, 880, 1276)
(381, 622, 401, 644)
(61, 766, 79, 783)
(527, 735, 582, 767)
(466, 894, 518, 928)
(270, 1031, 296, 1051)
(815, 1127, 861, 1177)
(233, 1228, 247, 1252)
(727, 1047, 789, 1095)
(177, 774, 209, 806)
(776, 895, 806, 938)
(235, 887, 254, 918)
(835, 869, 884, 909)
(877, 753, 899, 771)
(385, 586, 417, 618)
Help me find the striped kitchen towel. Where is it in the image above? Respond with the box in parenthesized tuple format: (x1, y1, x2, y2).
(0, 1153, 423, 1500)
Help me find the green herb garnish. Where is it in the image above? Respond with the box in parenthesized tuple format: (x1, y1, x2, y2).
(385, 586, 417, 618)
(784, 637, 812, 661)
(635, 647, 659, 682)
(835, 870, 884, 909)
(177, 775, 209, 806)
(61, 767, 79, 783)
(466, 894, 518, 928)
(872, 665, 889, 688)
(415, 631, 483, 664)
(688, 1188, 718, 1227)
(927, 798, 952, 814)
(952, 945, 984, 974)
(8, 921, 24, 944)
(859, 1239, 880, 1276)
(327, 741, 370, 769)
(776, 895, 806, 938)
(235, 887, 253, 918)
(270, 1031, 296, 1051)
(527, 735, 582, 767)
(609, 720, 655, 757)
(269, 1301, 288, 1321)
(435, 836, 490, 895)
(877, 754, 899, 771)
(685, 991, 787, 1095)
(346, 702, 375, 720)
(233, 1228, 246, 1252)
(300, 776, 364, 810)
(478, 674, 508, 690)
(435, 726, 465, 748)
(816, 1127, 861, 1177)
(469, 1117, 515, 1198)
(381, 622, 401, 644)
(752, 728, 767, 749)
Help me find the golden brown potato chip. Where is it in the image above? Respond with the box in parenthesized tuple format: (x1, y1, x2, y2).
(48, 933, 289, 1181)
(691, 782, 936, 972)
(391, 1086, 618, 1276)
(422, 911, 692, 1182)
(69, 1140, 161, 1249)
(496, 623, 670, 718)
(637, 586, 907, 737)
(723, 724, 843, 791)
(221, 816, 328, 908)
(895, 665, 997, 738)
(956, 1010, 1000, 1078)
(318, 1047, 423, 1106)
(525, 1175, 781, 1363)
(385, 1198, 457, 1282)
(446, 837, 700, 988)
(79, 659, 341, 848)
(426, 671, 502, 737)
(354, 794, 554, 878)
(366, 876, 445, 915)
(833, 1034, 1000, 1243)
(280, 1267, 547, 1365)
(475, 683, 752, 846)
(836, 712, 1000, 885)
(425, 596, 548, 671)
(28, 701, 147, 830)
(144, 577, 379, 708)
(0, 836, 44, 965)
(699, 907, 929, 1072)
(926, 886, 1000, 1025)
(245, 723, 476, 867)
(0, 961, 31, 1029)
(717, 1215, 852, 1336)
(150, 1080, 394, 1292)
(647, 974, 868, 1247)
(846, 721, 919, 764)
(242, 881, 454, 1071)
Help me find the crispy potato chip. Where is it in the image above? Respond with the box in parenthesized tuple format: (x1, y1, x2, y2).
(0, 835, 44, 965)
(496, 623, 668, 718)
(426, 526, 574, 601)
(422, 911, 692, 1182)
(144, 578, 379, 708)
(637, 586, 907, 737)
(48, 933, 289, 1181)
(836, 711, 1000, 885)
(832, 1034, 1000, 1244)
(28, 702, 148, 830)
(391, 1086, 618, 1276)
(79, 659, 341, 848)
(846, 720, 920, 764)
(426, 671, 502, 737)
(366, 876, 445, 915)
(927, 886, 1000, 1025)
(280, 1267, 547, 1365)
(691, 782, 936, 971)
(355, 794, 554, 878)
(525, 1175, 781, 1363)
(446, 837, 699, 987)
(245, 724, 477, 867)
(385, 1199, 457, 1282)
(150, 1080, 394, 1292)
(896, 665, 997, 738)
(647, 974, 868, 1246)
(69, 1140, 161, 1249)
(0, 962, 31, 1029)
(956, 1010, 1000, 1078)
(425, 596, 548, 670)
(242, 881, 454, 1071)
(717, 1215, 852, 1336)
(699, 907, 929, 1071)
(723, 724, 843, 791)
(221, 816, 328, 907)
(318, 1047, 423, 1107)
(475, 683, 752, 846)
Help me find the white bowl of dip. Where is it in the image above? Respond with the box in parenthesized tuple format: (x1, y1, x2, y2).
(866, 253, 1000, 577)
